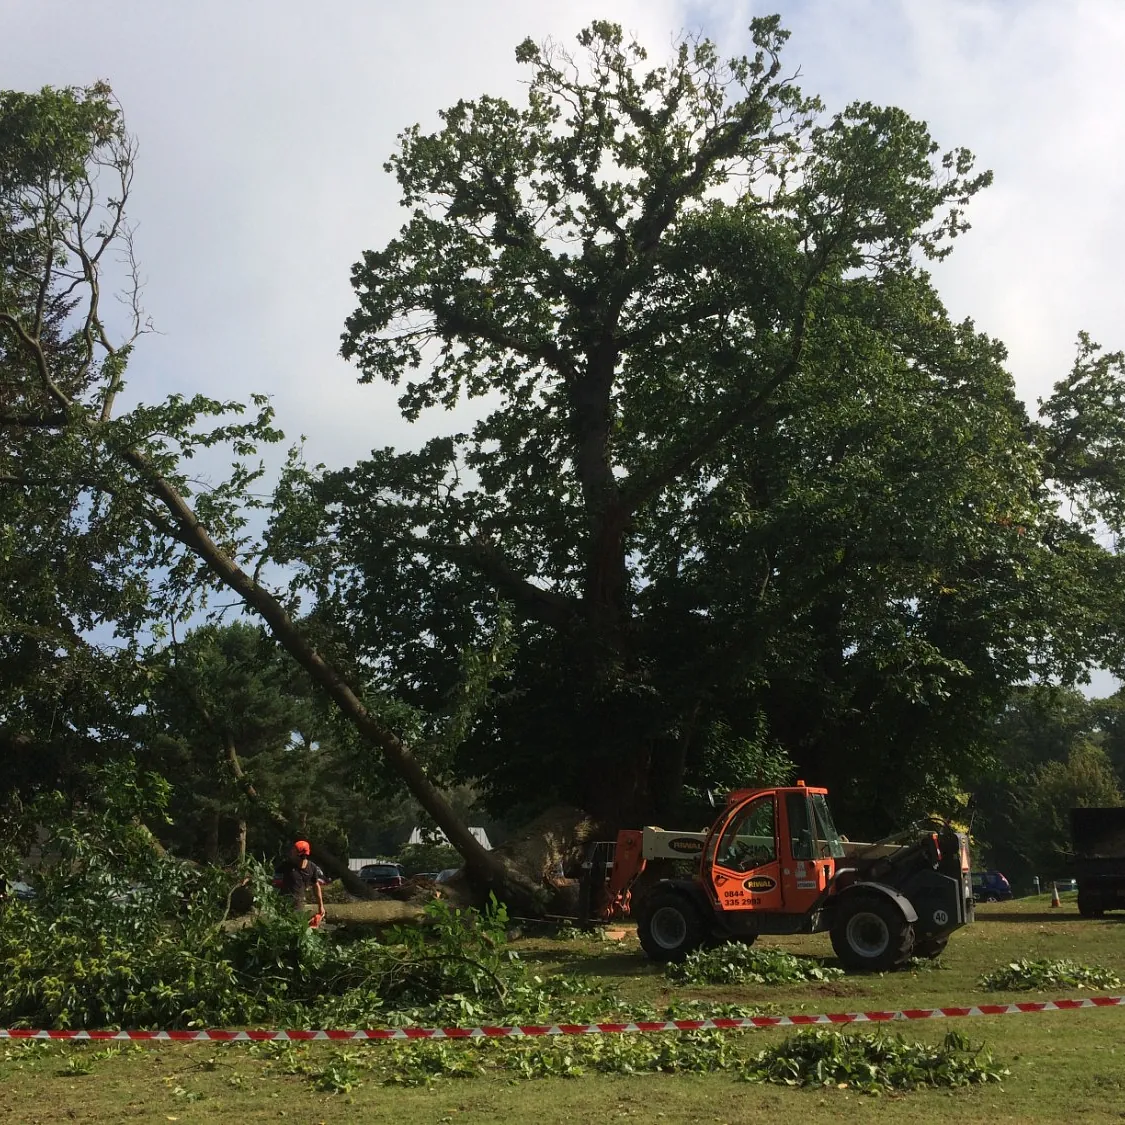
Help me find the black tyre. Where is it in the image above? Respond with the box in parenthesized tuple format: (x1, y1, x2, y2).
(1077, 893, 1104, 918)
(983, 894, 998, 904)
(912, 935, 949, 960)
(830, 894, 914, 972)
(636, 890, 708, 963)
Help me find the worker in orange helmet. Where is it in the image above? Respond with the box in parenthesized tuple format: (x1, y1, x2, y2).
(277, 839, 326, 921)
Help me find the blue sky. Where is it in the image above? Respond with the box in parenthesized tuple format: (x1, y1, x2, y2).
(3, 0, 1122, 693)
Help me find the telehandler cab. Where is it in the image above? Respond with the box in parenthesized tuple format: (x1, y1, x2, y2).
(581, 782, 974, 972)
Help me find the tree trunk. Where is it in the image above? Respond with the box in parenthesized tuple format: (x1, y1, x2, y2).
(578, 671, 658, 830)
(652, 703, 699, 822)
(236, 818, 247, 862)
(127, 451, 544, 913)
(584, 744, 653, 831)
(2, 309, 543, 908)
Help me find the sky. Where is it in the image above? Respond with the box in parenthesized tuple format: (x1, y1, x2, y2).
(2, 0, 1122, 692)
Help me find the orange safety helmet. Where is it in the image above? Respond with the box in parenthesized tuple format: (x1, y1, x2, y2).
(293, 840, 311, 855)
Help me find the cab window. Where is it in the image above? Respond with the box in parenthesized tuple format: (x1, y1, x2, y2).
(786, 793, 815, 860)
(811, 793, 845, 859)
(716, 796, 776, 872)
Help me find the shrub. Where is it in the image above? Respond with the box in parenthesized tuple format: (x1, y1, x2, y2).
(0, 774, 535, 1030)
(666, 943, 843, 986)
(744, 1028, 1008, 1093)
(980, 958, 1123, 992)
(394, 841, 463, 876)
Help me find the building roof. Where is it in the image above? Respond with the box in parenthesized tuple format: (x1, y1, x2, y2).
(407, 826, 491, 850)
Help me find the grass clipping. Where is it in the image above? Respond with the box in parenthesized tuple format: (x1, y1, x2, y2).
(980, 958, 1123, 992)
(745, 1028, 1008, 1093)
(96, 1025, 1005, 1095)
(667, 943, 843, 986)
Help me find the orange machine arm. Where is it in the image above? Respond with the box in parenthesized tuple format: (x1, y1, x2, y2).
(601, 830, 645, 920)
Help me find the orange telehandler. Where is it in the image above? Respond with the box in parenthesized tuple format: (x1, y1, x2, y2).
(579, 781, 974, 972)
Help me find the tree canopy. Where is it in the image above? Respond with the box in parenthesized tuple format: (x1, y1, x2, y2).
(282, 19, 1125, 829)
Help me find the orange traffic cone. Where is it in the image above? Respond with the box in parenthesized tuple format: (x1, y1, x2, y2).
(1049, 882, 1061, 908)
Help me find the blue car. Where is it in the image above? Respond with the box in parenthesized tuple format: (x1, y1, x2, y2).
(971, 870, 1013, 902)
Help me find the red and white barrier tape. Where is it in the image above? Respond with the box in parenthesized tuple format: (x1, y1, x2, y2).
(2, 996, 1122, 1041)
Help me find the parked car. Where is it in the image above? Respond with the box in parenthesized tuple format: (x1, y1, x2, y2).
(434, 868, 460, 884)
(357, 862, 407, 892)
(971, 870, 1013, 902)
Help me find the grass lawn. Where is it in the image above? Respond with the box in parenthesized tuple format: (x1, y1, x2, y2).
(2, 895, 1123, 1124)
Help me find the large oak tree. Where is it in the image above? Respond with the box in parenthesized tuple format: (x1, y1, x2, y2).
(281, 20, 1125, 829)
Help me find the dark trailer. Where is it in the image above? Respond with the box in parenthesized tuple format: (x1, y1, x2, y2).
(1071, 807, 1125, 917)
